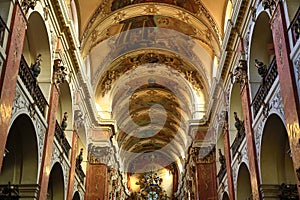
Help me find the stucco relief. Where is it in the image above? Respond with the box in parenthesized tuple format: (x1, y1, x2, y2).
(12, 83, 47, 170)
(51, 141, 71, 199)
(254, 88, 284, 174)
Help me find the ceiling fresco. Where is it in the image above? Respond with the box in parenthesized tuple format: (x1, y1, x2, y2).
(94, 51, 208, 99)
(73, 0, 229, 174)
(111, 0, 199, 13)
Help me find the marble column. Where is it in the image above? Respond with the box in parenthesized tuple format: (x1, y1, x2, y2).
(240, 83, 261, 199)
(67, 130, 79, 200)
(233, 59, 261, 199)
(0, 2, 26, 170)
(38, 84, 60, 199)
(195, 149, 218, 200)
(85, 145, 112, 200)
(85, 163, 108, 200)
(222, 111, 235, 200)
(270, 2, 300, 194)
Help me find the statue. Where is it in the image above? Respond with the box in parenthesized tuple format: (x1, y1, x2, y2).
(234, 112, 244, 138)
(61, 112, 68, 131)
(31, 54, 42, 78)
(218, 149, 226, 170)
(255, 59, 267, 79)
(76, 148, 83, 170)
(54, 59, 68, 85)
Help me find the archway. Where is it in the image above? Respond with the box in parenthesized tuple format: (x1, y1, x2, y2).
(229, 83, 243, 146)
(57, 82, 73, 143)
(260, 114, 296, 185)
(47, 163, 65, 200)
(222, 192, 230, 200)
(0, 114, 38, 184)
(236, 163, 252, 200)
(72, 191, 80, 200)
(22, 11, 52, 101)
(249, 11, 274, 100)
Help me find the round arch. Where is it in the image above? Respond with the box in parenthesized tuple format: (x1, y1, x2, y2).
(228, 83, 243, 145)
(47, 162, 65, 200)
(260, 114, 296, 184)
(72, 191, 80, 200)
(222, 192, 230, 200)
(0, 114, 38, 184)
(22, 11, 52, 101)
(57, 82, 74, 142)
(236, 163, 252, 200)
(248, 11, 274, 100)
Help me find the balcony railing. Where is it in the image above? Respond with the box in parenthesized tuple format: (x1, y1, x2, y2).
(19, 56, 48, 116)
(231, 127, 246, 157)
(289, 6, 300, 46)
(0, 15, 9, 47)
(217, 167, 226, 183)
(252, 57, 278, 117)
(0, 183, 40, 199)
(75, 167, 85, 184)
(54, 120, 71, 158)
(259, 184, 299, 199)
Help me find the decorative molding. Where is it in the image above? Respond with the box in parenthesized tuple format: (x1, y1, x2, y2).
(80, 4, 221, 57)
(95, 51, 207, 97)
(12, 82, 47, 168)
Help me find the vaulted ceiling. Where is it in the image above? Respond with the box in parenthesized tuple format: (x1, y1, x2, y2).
(74, 0, 229, 172)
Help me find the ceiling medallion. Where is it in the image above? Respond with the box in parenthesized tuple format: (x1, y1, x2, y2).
(98, 52, 204, 96)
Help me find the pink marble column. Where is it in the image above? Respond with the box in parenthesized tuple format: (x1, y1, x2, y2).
(270, 2, 300, 194)
(67, 131, 79, 200)
(85, 163, 108, 200)
(0, 2, 27, 170)
(223, 124, 235, 200)
(240, 83, 261, 199)
(38, 84, 60, 199)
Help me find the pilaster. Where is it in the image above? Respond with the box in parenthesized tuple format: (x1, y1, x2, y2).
(0, 2, 26, 170)
(270, 2, 300, 194)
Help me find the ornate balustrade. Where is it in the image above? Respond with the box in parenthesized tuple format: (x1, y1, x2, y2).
(19, 56, 48, 116)
(289, 6, 300, 46)
(0, 183, 40, 199)
(54, 120, 71, 158)
(75, 166, 86, 184)
(252, 57, 278, 117)
(259, 184, 298, 199)
(0, 14, 9, 47)
(231, 127, 246, 158)
(217, 167, 226, 183)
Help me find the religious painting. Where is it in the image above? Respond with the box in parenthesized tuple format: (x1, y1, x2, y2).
(111, 0, 199, 13)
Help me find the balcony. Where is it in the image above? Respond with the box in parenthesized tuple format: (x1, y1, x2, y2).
(217, 167, 226, 183)
(0, 14, 9, 47)
(231, 127, 246, 158)
(0, 183, 40, 199)
(19, 56, 48, 116)
(252, 57, 278, 117)
(75, 166, 85, 184)
(289, 6, 300, 46)
(54, 120, 71, 158)
(259, 184, 299, 199)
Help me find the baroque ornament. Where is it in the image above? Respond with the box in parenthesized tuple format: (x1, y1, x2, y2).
(98, 52, 205, 96)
